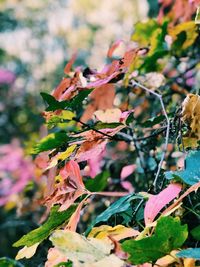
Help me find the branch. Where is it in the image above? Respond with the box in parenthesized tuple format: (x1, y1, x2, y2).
(131, 80, 170, 190)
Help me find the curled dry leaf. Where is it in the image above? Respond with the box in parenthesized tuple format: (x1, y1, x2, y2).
(182, 94, 200, 140)
(43, 160, 87, 211)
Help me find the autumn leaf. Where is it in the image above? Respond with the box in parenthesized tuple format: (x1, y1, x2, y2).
(88, 225, 139, 241)
(44, 160, 88, 211)
(182, 94, 200, 142)
(49, 230, 124, 267)
(144, 183, 182, 226)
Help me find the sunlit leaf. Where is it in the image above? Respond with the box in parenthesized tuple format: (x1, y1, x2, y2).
(47, 144, 77, 169)
(33, 132, 74, 154)
(169, 22, 198, 50)
(88, 225, 139, 241)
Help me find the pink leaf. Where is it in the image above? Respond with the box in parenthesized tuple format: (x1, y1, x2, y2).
(144, 183, 182, 226)
(120, 165, 136, 180)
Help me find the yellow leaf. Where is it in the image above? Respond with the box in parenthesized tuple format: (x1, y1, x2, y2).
(46, 144, 77, 169)
(88, 224, 139, 241)
(61, 110, 75, 120)
(169, 22, 198, 49)
(15, 242, 39, 260)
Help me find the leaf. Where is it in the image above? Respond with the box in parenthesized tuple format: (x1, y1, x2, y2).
(141, 115, 165, 127)
(13, 205, 77, 248)
(41, 89, 92, 112)
(181, 94, 200, 140)
(88, 225, 139, 241)
(165, 150, 200, 185)
(0, 257, 24, 267)
(169, 22, 198, 50)
(85, 171, 110, 192)
(64, 52, 77, 74)
(45, 248, 68, 267)
(50, 230, 124, 267)
(44, 160, 87, 211)
(107, 40, 123, 58)
(176, 248, 200, 260)
(122, 216, 188, 264)
(81, 84, 115, 123)
(33, 132, 72, 154)
(94, 109, 122, 123)
(191, 225, 200, 240)
(86, 194, 144, 235)
(40, 92, 69, 112)
(131, 19, 159, 46)
(182, 137, 199, 149)
(94, 122, 123, 130)
(46, 110, 76, 129)
(15, 243, 39, 260)
(47, 144, 77, 169)
(144, 183, 182, 226)
(69, 89, 93, 112)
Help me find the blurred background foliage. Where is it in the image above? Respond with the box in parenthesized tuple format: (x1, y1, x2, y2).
(0, 0, 153, 261)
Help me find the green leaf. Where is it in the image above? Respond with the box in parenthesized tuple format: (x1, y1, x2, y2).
(33, 132, 72, 153)
(85, 171, 110, 192)
(40, 93, 69, 112)
(41, 89, 92, 112)
(176, 248, 200, 260)
(54, 262, 72, 267)
(69, 89, 93, 112)
(165, 150, 200, 185)
(122, 216, 188, 264)
(85, 194, 144, 235)
(131, 19, 159, 46)
(141, 115, 165, 127)
(13, 205, 77, 248)
(0, 257, 24, 267)
(94, 122, 123, 130)
(191, 225, 200, 241)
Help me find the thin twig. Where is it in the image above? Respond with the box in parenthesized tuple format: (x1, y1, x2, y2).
(131, 80, 170, 189)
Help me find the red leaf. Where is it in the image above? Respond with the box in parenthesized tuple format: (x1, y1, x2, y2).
(43, 160, 87, 211)
(64, 52, 77, 74)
